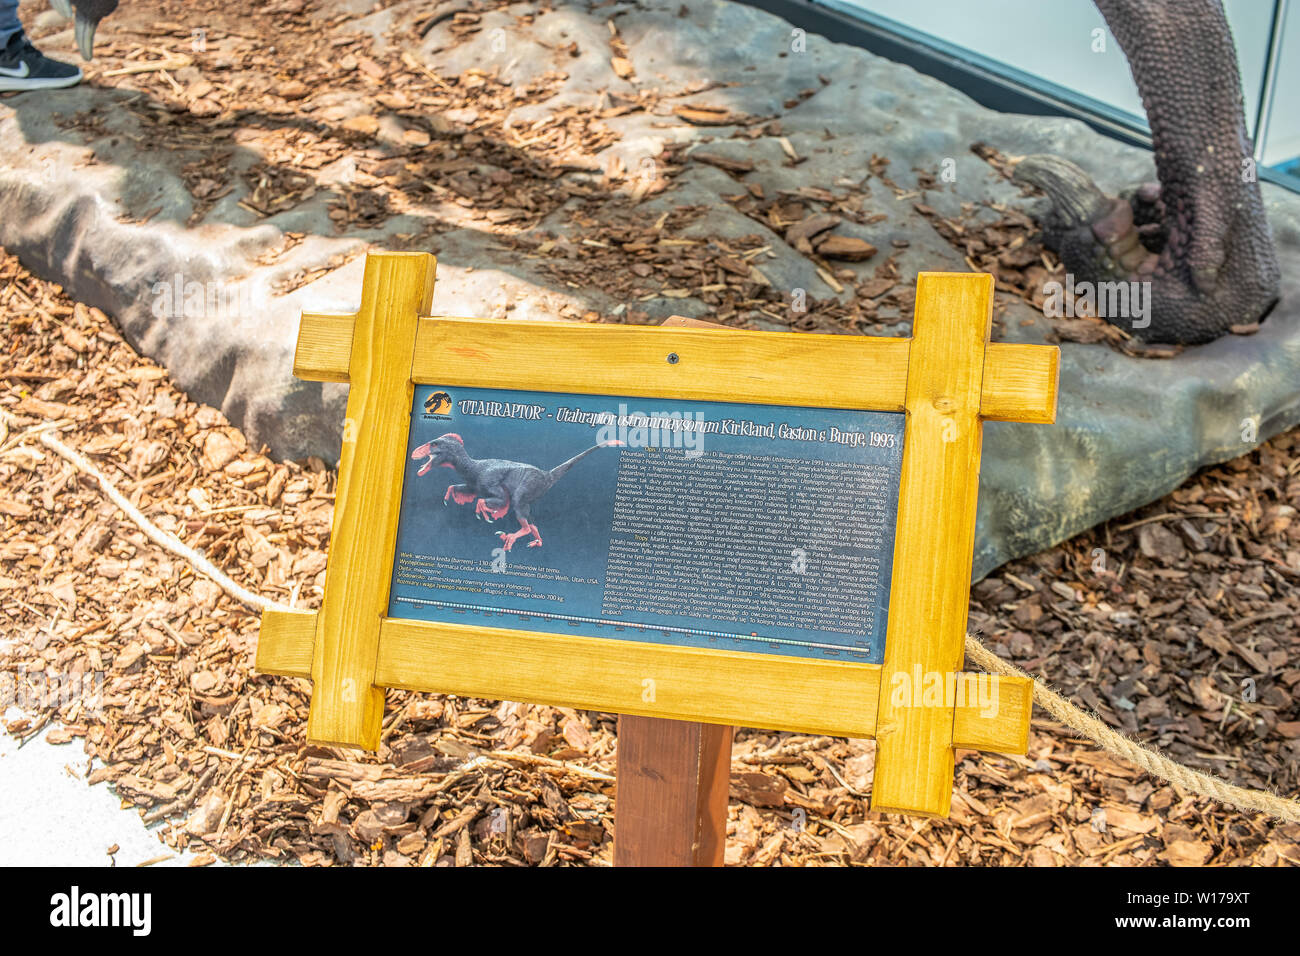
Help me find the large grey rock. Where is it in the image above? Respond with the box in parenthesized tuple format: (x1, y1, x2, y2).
(1, 0, 1297, 580)
(976, 292, 1300, 579)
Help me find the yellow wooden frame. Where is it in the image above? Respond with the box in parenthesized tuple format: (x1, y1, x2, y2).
(256, 252, 1058, 818)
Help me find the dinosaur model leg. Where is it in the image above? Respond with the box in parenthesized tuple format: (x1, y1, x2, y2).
(1013, 0, 1279, 345)
(497, 504, 541, 550)
(475, 496, 510, 523)
(444, 484, 476, 506)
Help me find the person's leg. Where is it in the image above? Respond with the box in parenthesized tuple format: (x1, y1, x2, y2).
(0, 0, 23, 48)
(0, 5, 83, 92)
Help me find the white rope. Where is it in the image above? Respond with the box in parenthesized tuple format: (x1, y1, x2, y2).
(965, 635, 1300, 823)
(1, 408, 291, 614)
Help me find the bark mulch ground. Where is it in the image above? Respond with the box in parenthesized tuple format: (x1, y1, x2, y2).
(3, 0, 1297, 866)
(2, 250, 1297, 866)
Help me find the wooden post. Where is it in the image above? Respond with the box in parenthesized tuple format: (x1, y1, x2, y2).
(305, 253, 436, 749)
(614, 716, 734, 866)
(610, 315, 738, 867)
(871, 272, 992, 817)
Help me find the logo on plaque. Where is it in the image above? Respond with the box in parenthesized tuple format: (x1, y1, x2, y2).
(423, 390, 453, 417)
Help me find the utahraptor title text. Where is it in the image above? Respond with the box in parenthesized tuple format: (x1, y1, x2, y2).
(454, 399, 895, 449)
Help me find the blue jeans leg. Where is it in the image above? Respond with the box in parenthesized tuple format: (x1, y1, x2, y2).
(0, 0, 23, 49)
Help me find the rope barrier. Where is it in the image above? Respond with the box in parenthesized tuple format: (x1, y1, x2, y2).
(964, 635, 1300, 823)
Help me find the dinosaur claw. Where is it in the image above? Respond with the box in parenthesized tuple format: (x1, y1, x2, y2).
(75, 13, 99, 61)
(1013, 154, 1109, 229)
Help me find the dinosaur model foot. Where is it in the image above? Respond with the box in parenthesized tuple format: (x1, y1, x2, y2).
(475, 499, 509, 522)
(496, 524, 539, 551)
(1013, 155, 1279, 345)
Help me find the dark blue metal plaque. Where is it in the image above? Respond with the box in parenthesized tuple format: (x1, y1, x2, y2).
(388, 385, 904, 663)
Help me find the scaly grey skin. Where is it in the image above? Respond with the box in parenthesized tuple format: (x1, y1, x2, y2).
(49, 0, 119, 61)
(1016, 0, 1280, 345)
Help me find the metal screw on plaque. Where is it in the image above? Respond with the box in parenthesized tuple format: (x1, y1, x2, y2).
(666, 352, 679, 364)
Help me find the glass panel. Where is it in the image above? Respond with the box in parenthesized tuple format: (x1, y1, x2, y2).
(822, 0, 1275, 144)
(1261, 4, 1299, 178)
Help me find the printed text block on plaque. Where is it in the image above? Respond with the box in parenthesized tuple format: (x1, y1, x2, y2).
(254, 252, 1059, 818)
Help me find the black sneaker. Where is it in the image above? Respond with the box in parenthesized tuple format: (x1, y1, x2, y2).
(0, 33, 82, 91)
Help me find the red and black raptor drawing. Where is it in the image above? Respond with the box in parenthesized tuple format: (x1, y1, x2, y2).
(410, 433, 625, 551)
